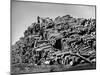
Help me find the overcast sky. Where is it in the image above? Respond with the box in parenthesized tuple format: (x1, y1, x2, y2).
(11, 1, 95, 45)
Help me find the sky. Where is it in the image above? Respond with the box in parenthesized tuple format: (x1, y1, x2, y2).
(11, 1, 95, 45)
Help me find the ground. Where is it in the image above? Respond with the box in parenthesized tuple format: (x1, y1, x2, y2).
(11, 63, 96, 75)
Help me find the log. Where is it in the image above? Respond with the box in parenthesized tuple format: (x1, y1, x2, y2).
(75, 53, 92, 64)
(50, 51, 92, 64)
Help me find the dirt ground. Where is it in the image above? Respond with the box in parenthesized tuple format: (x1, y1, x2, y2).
(11, 63, 96, 75)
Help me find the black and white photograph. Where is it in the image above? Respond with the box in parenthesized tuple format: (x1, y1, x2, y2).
(11, 0, 96, 74)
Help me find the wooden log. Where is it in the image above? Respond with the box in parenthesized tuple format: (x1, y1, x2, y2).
(75, 53, 92, 64)
(50, 51, 92, 64)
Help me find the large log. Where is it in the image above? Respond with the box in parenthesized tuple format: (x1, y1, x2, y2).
(75, 53, 92, 64)
(49, 51, 92, 64)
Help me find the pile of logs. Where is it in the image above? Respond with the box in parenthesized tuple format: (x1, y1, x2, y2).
(11, 15, 96, 66)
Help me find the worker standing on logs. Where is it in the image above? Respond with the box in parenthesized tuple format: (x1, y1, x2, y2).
(37, 16, 40, 24)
